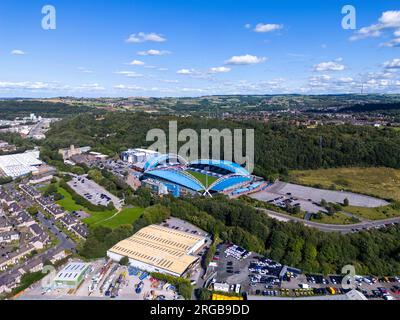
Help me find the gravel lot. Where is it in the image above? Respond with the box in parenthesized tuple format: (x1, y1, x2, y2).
(68, 176, 123, 209)
(251, 181, 388, 213)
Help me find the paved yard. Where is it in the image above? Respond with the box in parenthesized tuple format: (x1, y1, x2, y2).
(251, 181, 388, 213)
(68, 176, 123, 209)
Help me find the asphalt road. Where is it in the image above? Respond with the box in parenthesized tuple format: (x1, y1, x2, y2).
(28, 119, 51, 138)
(36, 211, 76, 252)
(257, 208, 400, 233)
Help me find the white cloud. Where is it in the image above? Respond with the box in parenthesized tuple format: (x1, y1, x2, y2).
(125, 32, 166, 43)
(383, 58, 400, 69)
(208, 66, 231, 74)
(309, 74, 332, 86)
(11, 49, 26, 55)
(0, 81, 49, 90)
(128, 59, 145, 66)
(349, 24, 382, 41)
(380, 38, 400, 47)
(114, 71, 143, 78)
(313, 60, 345, 72)
(254, 23, 283, 33)
(244, 23, 252, 29)
(177, 68, 196, 75)
(78, 67, 93, 74)
(350, 10, 400, 42)
(113, 84, 144, 91)
(75, 83, 105, 92)
(159, 79, 179, 83)
(379, 10, 400, 27)
(225, 54, 267, 65)
(0, 81, 105, 93)
(137, 49, 171, 56)
(337, 77, 354, 83)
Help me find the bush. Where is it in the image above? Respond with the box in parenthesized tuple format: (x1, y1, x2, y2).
(119, 256, 129, 266)
(132, 204, 170, 233)
(150, 273, 192, 300)
(196, 288, 212, 300)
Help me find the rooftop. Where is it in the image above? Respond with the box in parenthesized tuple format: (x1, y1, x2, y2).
(108, 224, 205, 276)
(54, 262, 89, 282)
(0, 150, 43, 178)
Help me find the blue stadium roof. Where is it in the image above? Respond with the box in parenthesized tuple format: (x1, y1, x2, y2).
(210, 176, 252, 192)
(144, 154, 187, 172)
(189, 159, 250, 176)
(144, 169, 205, 192)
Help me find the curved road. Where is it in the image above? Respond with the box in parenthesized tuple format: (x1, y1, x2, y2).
(257, 208, 400, 233)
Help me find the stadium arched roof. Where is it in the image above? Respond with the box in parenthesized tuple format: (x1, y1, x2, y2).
(143, 169, 205, 192)
(189, 159, 250, 176)
(144, 153, 188, 172)
(208, 175, 252, 192)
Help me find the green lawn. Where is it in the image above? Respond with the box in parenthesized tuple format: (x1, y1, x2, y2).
(186, 170, 218, 188)
(55, 184, 117, 226)
(55, 183, 144, 229)
(345, 205, 400, 220)
(313, 213, 358, 225)
(95, 207, 144, 229)
(290, 167, 400, 202)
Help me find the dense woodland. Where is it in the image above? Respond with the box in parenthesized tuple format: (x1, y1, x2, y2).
(0, 100, 99, 119)
(40, 112, 400, 180)
(0, 132, 35, 154)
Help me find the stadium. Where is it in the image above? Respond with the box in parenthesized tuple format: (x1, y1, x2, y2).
(140, 154, 269, 197)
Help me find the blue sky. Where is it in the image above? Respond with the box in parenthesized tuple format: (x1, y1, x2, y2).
(0, 0, 400, 97)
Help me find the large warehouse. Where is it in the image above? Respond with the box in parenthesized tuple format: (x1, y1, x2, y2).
(107, 224, 206, 277)
(0, 150, 43, 179)
(140, 155, 267, 197)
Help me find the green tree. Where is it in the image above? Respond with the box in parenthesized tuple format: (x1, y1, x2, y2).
(119, 256, 129, 266)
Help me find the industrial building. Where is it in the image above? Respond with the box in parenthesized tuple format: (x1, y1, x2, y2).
(0, 150, 43, 179)
(53, 262, 90, 289)
(58, 145, 91, 161)
(121, 148, 160, 165)
(107, 224, 206, 277)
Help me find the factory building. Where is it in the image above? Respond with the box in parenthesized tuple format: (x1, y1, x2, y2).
(121, 148, 160, 164)
(107, 225, 206, 278)
(53, 262, 90, 289)
(58, 145, 91, 161)
(0, 150, 43, 179)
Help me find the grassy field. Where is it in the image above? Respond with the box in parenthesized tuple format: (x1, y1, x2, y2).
(345, 205, 400, 220)
(290, 167, 400, 202)
(94, 207, 144, 229)
(186, 170, 219, 188)
(55, 184, 117, 226)
(313, 213, 358, 225)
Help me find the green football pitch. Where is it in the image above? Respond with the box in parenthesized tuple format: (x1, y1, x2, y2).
(186, 170, 218, 188)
